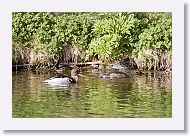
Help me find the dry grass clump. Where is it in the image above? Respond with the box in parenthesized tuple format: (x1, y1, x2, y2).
(12, 43, 86, 69)
(59, 44, 85, 63)
(134, 49, 172, 71)
(12, 43, 30, 65)
(13, 43, 57, 68)
(29, 51, 56, 68)
(13, 43, 172, 71)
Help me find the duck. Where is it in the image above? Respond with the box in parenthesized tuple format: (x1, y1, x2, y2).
(43, 68, 82, 86)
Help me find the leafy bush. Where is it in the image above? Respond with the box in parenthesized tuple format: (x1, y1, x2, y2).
(132, 13, 172, 56)
(12, 13, 95, 55)
(87, 13, 137, 62)
(12, 12, 172, 70)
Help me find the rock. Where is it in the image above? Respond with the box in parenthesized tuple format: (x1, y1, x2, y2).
(111, 58, 137, 70)
(99, 72, 128, 79)
(111, 63, 126, 70)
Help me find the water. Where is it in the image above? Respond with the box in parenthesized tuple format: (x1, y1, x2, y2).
(12, 68, 172, 118)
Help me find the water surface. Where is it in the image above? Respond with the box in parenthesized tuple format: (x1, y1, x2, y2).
(12, 68, 172, 118)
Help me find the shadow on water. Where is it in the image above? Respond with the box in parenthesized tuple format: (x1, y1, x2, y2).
(12, 68, 172, 118)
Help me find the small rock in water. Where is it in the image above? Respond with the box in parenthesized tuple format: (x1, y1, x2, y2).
(99, 73, 110, 78)
(111, 63, 126, 70)
(111, 58, 137, 70)
(99, 72, 127, 79)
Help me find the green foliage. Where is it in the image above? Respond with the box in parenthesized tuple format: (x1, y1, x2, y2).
(132, 13, 172, 56)
(87, 34, 121, 61)
(12, 12, 172, 64)
(12, 12, 95, 55)
(87, 13, 137, 62)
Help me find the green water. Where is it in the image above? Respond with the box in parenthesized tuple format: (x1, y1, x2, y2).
(12, 69, 172, 118)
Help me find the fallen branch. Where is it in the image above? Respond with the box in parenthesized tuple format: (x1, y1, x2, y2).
(12, 61, 102, 69)
(58, 61, 102, 68)
(12, 64, 35, 67)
